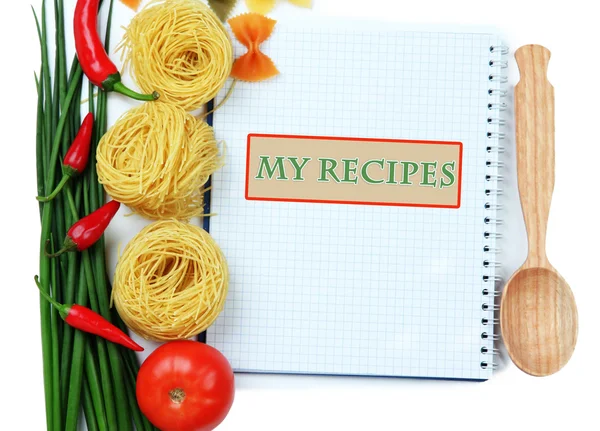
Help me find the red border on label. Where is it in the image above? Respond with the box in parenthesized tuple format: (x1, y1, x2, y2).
(245, 133, 463, 209)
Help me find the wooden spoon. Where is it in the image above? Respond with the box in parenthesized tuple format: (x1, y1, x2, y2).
(500, 45, 578, 376)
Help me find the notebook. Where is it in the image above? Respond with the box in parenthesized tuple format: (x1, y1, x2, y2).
(205, 18, 505, 381)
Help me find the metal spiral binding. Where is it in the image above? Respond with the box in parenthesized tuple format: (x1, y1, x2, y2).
(485, 160, 505, 168)
(481, 44, 508, 372)
(484, 203, 503, 210)
(483, 231, 502, 239)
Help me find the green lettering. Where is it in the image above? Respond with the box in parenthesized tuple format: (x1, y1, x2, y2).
(255, 156, 288, 180)
(386, 160, 399, 184)
(399, 161, 419, 185)
(341, 158, 359, 184)
(361, 159, 385, 184)
(440, 161, 456, 189)
(420, 161, 438, 187)
(318, 158, 341, 183)
(287, 157, 312, 181)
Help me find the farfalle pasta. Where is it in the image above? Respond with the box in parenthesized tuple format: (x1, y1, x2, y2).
(229, 13, 279, 82)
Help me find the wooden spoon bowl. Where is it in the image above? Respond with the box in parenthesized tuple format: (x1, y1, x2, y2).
(501, 267, 577, 376)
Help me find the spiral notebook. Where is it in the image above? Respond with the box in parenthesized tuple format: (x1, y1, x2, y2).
(205, 19, 506, 381)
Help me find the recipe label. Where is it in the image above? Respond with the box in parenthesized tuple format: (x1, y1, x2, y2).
(245, 134, 463, 208)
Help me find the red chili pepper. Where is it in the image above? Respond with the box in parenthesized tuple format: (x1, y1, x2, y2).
(37, 113, 94, 203)
(74, 0, 159, 101)
(35, 276, 143, 352)
(46, 200, 121, 258)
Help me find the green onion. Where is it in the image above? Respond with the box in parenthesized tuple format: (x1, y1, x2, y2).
(85, 342, 109, 431)
(35, 72, 45, 217)
(60, 262, 81, 406)
(33, 3, 56, 428)
(49, 236, 62, 430)
(40, 1, 52, 194)
(82, 378, 99, 431)
(64, 266, 89, 430)
(65, 332, 85, 430)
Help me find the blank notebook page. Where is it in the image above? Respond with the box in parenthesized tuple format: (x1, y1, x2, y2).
(207, 19, 500, 381)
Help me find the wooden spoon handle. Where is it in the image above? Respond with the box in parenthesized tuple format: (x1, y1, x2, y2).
(514, 45, 554, 268)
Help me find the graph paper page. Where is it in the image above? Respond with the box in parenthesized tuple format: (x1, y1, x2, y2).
(207, 19, 500, 380)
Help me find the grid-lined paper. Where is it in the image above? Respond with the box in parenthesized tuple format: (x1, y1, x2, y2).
(207, 20, 500, 380)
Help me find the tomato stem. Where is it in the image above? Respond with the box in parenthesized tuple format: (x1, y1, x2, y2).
(168, 388, 186, 404)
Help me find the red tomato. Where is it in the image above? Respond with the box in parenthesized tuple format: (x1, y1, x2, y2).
(136, 341, 235, 431)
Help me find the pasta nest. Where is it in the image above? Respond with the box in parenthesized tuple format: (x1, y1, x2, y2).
(113, 220, 229, 341)
(97, 102, 221, 220)
(118, 0, 233, 111)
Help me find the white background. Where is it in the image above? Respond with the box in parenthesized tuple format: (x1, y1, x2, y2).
(1, 0, 599, 430)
